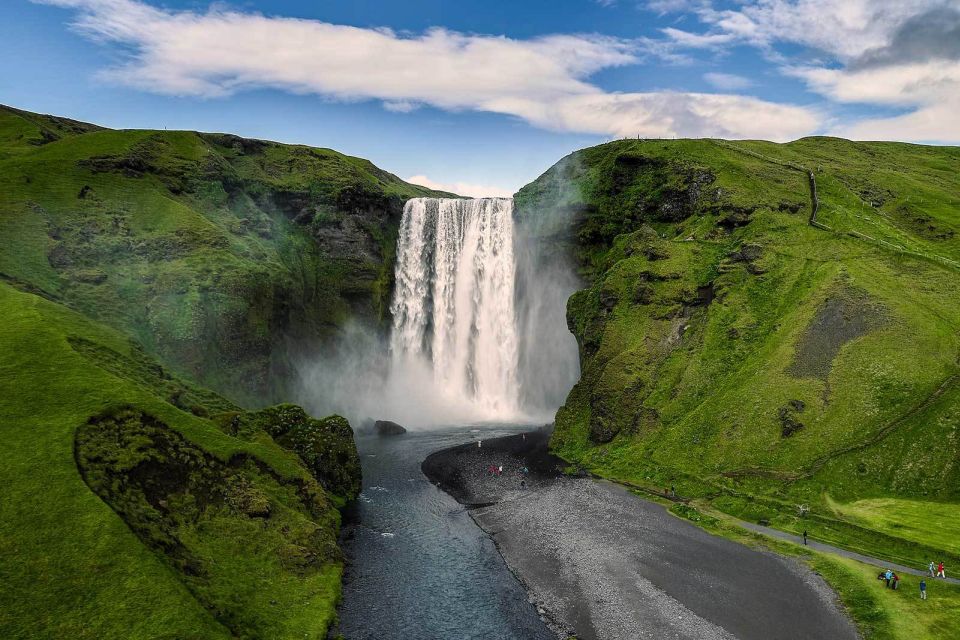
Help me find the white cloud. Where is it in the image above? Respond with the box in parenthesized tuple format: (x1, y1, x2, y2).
(645, 0, 710, 15)
(537, 91, 819, 140)
(789, 59, 960, 141)
(36, 0, 823, 141)
(789, 61, 960, 107)
(703, 72, 753, 90)
(840, 100, 960, 142)
(698, 0, 942, 59)
(656, 0, 960, 142)
(662, 27, 735, 49)
(405, 175, 515, 198)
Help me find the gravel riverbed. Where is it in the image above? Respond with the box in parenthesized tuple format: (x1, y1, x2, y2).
(422, 430, 859, 640)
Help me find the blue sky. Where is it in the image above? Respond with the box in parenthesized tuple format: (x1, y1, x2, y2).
(3, 1, 958, 195)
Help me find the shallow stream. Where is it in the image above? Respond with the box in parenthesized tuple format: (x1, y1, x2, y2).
(334, 426, 555, 640)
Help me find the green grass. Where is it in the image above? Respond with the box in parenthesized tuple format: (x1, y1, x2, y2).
(828, 497, 960, 558)
(826, 556, 960, 640)
(0, 282, 351, 639)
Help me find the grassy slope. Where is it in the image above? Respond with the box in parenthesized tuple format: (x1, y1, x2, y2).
(516, 136, 960, 636)
(0, 280, 357, 639)
(0, 104, 445, 405)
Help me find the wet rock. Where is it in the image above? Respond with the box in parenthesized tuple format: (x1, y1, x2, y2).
(374, 420, 407, 436)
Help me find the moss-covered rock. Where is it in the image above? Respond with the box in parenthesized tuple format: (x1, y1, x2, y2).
(221, 404, 361, 502)
(75, 407, 343, 638)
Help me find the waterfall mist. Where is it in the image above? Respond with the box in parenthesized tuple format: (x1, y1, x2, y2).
(296, 196, 580, 429)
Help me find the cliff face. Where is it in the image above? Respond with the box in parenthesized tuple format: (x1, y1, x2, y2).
(516, 138, 960, 508)
(0, 105, 448, 405)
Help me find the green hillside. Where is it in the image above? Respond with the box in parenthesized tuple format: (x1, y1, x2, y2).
(0, 104, 445, 405)
(516, 137, 960, 571)
(0, 281, 361, 639)
(0, 106, 433, 639)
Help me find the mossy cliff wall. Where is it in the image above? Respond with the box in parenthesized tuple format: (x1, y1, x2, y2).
(0, 104, 449, 405)
(515, 138, 960, 505)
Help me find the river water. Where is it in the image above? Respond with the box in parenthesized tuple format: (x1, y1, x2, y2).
(334, 426, 555, 640)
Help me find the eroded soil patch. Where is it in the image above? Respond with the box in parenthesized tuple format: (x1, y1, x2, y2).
(788, 288, 887, 382)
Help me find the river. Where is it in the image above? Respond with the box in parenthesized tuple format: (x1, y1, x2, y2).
(334, 426, 555, 640)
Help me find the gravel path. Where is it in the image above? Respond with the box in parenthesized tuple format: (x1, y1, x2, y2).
(424, 432, 859, 640)
(737, 521, 960, 585)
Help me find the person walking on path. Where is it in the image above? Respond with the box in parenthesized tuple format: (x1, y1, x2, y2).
(802, 530, 808, 545)
(920, 579, 927, 600)
(937, 561, 945, 578)
(929, 561, 936, 577)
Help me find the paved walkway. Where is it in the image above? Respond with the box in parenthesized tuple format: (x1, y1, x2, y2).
(736, 521, 960, 585)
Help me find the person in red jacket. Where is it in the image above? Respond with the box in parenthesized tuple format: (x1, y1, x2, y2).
(937, 561, 946, 578)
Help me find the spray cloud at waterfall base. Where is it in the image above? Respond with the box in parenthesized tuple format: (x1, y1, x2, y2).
(298, 197, 580, 429)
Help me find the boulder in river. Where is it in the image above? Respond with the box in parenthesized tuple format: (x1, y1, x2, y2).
(374, 420, 407, 436)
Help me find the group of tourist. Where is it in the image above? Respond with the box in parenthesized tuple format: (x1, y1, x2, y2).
(877, 561, 947, 600)
(484, 463, 531, 488)
(929, 560, 947, 579)
(878, 569, 901, 590)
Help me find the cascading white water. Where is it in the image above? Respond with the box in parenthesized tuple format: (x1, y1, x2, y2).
(390, 198, 522, 420)
(296, 193, 579, 429)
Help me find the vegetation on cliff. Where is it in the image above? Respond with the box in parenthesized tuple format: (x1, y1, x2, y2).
(0, 281, 363, 638)
(516, 137, 960, 635)
(0, 104, 446, 405)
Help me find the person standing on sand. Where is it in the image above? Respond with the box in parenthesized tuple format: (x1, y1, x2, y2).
(920, 579, 927, 600)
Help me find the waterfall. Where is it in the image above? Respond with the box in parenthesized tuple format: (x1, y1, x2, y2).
(296, 194, 580, 429)
(390, 198, 522, 419)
